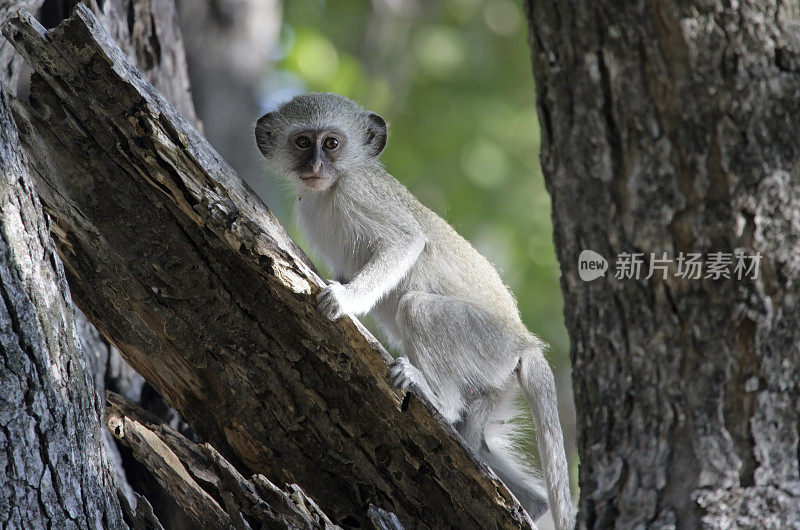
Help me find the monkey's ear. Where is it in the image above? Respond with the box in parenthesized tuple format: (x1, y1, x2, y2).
(364, 112, 387, 156)
(255, 112, 275, 157)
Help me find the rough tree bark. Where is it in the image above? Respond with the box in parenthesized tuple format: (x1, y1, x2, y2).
(525, 1, 800, 528)
(5, 6, 534, 529)
(0, 82, 126, 529)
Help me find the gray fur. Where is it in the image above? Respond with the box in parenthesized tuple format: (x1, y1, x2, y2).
(255, 92, 575, 529)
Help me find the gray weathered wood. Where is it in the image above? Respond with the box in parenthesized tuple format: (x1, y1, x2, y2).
(0, 81, 127, 529)
(0, 0, 42, 88)
(5, 6, 534, 528)
(368, 505, 406, 530)
(525, 1, 800, 528)
(107, 391, 340, 530)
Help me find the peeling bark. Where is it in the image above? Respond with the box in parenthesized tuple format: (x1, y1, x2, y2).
(525, 1, 800, 528)
(5, 6, 534, 528)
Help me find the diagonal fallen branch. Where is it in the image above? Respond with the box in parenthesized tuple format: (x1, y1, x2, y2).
(106, 391, 339, 529)
(4, 6, 533, 528)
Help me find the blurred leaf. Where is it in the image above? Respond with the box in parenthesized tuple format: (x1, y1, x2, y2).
(286, 29, 339, 85)
(412, 25, 467, 78)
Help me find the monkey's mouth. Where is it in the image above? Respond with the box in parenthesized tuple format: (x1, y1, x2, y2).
(297, 173, 333, 189)
(298, 172, 332, 182)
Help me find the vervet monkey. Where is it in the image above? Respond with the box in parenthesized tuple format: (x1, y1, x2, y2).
(255, 93, 574, 529)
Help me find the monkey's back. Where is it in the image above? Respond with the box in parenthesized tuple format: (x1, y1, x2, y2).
(356, 167, 523, 325)
(406, 197, 522, 324)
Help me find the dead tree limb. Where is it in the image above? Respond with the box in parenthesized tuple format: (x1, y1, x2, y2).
(4, 6, 531, 528)
(106, 391, 339, 529)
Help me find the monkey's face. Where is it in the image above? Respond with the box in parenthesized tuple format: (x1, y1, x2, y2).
(255, 93, 388, 192)
(284, 128, 346, 190)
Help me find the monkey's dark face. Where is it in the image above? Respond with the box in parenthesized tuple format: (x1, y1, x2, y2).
(288, 129, 346, 190)
(255, 93, 388, 193)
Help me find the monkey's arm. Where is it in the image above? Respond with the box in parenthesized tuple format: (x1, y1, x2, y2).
(317, 235, 426, 320)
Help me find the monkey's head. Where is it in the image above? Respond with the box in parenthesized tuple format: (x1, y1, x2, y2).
(255, 93, 387, 191)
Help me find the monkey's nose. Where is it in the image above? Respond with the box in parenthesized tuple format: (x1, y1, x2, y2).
(311, 160, 323, 173)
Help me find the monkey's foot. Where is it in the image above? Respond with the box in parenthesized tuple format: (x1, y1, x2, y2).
(387, 357, 437, 404)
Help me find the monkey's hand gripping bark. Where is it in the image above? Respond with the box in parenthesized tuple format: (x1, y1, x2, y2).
(316, 281, 356, 321)
(316, 237, 426, 321)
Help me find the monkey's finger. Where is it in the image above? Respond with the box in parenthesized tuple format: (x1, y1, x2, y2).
(387, 366, 402, 383)
(387, 362, 405, 379)
(317, 299, 334, 319)
(388, 367, 408, 383)
(316, 296, 328, 312)
(320, 305, 340, 321)
(391, 375, 410, 391)
(387, 358, 410, 378)
(317, 291, 333, 309)
(316, 289, 331, 303)
(388, 369, 412, 390)
(318, 297, 344, 321)
(388, 369, 403, 384)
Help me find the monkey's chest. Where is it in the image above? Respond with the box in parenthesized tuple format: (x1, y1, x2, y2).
(295, 201, 370, 279)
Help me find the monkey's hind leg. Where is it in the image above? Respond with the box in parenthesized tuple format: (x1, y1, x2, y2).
(391, 292, 548, 519)
(392, 291, 518, 424)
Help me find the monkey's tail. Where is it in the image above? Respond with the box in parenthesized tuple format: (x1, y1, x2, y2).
(480, 387, 549, 521)
(517, 348, 575, 530)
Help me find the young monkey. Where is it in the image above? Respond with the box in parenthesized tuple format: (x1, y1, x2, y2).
(255, 93, 574, 529)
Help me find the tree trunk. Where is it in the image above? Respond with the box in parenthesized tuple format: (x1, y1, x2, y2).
(0, 83, 126, 529)
(525, 1, 800, 528)
(5, 6, 534, 528)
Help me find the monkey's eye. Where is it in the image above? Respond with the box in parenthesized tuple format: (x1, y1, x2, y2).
(295, 136, 311, 149)
(322, 137, 339, 150)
